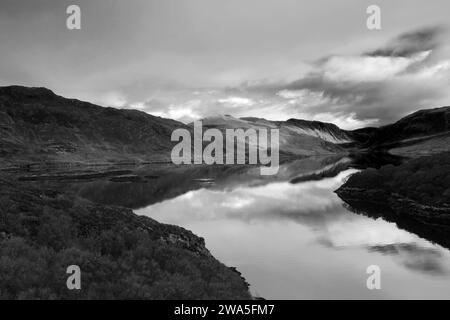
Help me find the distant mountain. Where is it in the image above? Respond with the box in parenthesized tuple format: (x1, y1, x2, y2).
(285, 118, 351, 144)
(198, 115, 350, 157)
(0, 86, 188, 167)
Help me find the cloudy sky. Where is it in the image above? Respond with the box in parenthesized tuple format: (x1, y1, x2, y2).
(1, 0, 449, 129)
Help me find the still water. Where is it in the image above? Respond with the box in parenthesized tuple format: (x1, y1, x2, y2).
(137, 169, 450, 299)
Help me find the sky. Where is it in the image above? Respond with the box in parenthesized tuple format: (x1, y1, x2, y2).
(0, 0, 449, 129)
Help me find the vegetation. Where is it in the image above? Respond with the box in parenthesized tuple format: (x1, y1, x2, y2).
(343, 152, 450, 207)
(0, 178, 250, 299)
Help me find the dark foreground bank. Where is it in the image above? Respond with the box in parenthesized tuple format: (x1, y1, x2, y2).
(0, 178, 251, 299)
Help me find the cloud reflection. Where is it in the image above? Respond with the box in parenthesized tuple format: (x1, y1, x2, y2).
(368, 243, 447, 275)
(138, 169, 450, 277)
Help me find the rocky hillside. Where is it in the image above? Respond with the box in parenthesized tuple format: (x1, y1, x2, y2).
(0, 86, 188, 168)
(198, 115, 349, 157)
(285, 118, 351, 144)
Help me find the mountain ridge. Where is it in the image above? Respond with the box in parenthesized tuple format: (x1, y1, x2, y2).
(1, 85, 449, 167)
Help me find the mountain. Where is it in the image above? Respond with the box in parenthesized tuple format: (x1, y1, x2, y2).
(0, 86, 187, 167)
(284, 118, 351, 144)
(349, 106, 450, 156)
(2, 85, 449, 168)
(198, 114, 350, 157)
(1, 86, 353, 169)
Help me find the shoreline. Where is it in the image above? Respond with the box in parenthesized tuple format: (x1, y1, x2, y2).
(336, 186, 450, 249)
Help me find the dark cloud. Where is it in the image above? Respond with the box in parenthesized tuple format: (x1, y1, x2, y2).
(366, 26, 444, 57)
(279, 72, 444, 123)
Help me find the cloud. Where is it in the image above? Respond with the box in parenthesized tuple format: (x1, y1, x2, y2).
(319, 51, 431, 82)
(415, 60, 450, 79)
(217, 97, 255, 107)
(166, 100, 203, 121)
(147, 99, 203, 123)
(118, 26, 449, 129)
(95, 91, 127, 108)
(366, 26, 444, 57)
(277, 89, 330, 106)
(242, 26, 450, 128)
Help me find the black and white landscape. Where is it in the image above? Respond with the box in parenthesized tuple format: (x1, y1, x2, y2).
(1, 0, 450, 300)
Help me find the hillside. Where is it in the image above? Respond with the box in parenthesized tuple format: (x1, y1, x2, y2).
(0, 86, 188, 168)
(0, 177, 251, 299)
(368, 106, 450, 145)
(198, 115, 349, 157)
(349, 106, 450, 156)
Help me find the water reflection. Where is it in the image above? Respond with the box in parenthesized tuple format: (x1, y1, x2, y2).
(23, 155, 352, 209)
(367, 244, 446, 275)
(137, 169, 450, 299)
